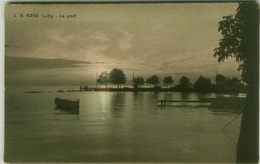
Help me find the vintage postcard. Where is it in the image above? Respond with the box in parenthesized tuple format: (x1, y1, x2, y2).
(4, 1, 259, 163)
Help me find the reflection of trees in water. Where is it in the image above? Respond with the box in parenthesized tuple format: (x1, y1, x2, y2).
(133, 92, 140, 101)
(110, 92, 126, 115)
(133, 92, 144, 99)
(180, 92, 190, 100)
(195, 93, 213, 101)
(149, 92, 159, 100)
(132, 92, 145, 109)
(104, 92, 127, 151)
(180, 92, 213, 101)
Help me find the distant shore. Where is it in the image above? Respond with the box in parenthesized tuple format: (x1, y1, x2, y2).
(24, 87, 247, 94)
(92, 87, 246, 93)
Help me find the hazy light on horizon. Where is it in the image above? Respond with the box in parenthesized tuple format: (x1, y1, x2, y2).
(5, 3, 241, 86)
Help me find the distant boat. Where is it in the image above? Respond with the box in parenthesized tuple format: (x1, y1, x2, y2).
(54, 97, 80, 110)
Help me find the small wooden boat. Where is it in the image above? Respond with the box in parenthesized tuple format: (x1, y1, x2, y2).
(54, 97, 80, 109)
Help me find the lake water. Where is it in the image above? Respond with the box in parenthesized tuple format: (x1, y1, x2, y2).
(5, 86, 242, 163)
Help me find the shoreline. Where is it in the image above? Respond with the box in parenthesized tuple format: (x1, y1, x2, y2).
(24, 87, 246, 94)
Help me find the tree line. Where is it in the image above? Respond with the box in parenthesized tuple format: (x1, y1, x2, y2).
(96, 68, 246, 93)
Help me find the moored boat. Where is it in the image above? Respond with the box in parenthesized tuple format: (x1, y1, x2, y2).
(54, 97, 80, 109)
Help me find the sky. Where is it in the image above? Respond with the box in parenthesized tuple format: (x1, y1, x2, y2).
(5, 3, 241, 86)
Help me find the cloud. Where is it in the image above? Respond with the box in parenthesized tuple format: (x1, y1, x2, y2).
(117, 30, 134, 52)
(90, 31, 111, 43)
(5, 56, 91, 73)
(20, 29, 112, 62)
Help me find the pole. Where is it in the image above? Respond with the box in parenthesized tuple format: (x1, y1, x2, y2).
(96, 72, 98, 88)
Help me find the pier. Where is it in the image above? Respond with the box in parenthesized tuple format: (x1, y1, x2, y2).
(157, 99, 211, 106)
(158, 97, 246, 112)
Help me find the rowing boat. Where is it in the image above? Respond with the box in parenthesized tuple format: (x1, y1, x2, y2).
(54, 97, 80, 109)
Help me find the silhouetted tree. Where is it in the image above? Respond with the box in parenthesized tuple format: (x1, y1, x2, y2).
(215, 74, 226, 86)
(97, 71, 110, 88)
(109, 68, 126, 88)
(133, 76, 145, 88)
(179, 76, 190, 87)
(146, 75, 160, 88)
(226, 77, 245, 92)
(194, 76, 212, 92)
(214, 74, 227, 91)
(214, 2, 258, 86)
(214, 2, 259, 162)
(226, 77, 240, 88)
(174, 76, 192, 92)
(163, 76, 174, 88)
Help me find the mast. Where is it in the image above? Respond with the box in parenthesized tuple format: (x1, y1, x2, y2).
(96, 72, 98, 88)
(133, 72, 135, 85)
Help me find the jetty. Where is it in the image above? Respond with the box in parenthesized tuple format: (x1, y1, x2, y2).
(157, 99, 211, 106)
(158, 97, 246, 112)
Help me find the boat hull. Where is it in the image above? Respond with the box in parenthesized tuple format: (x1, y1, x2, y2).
(54, 97, 80, 109)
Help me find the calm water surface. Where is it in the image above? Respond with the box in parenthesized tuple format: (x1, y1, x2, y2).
(5, 86, 242, 163)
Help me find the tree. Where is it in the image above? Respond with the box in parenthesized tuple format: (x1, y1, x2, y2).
(215, 74, 226, 86)
(174, 76, 192, 92)
(226, 77, 240, 88)
(109, 68, 126, 88)
(226, 77, 245, 92)
(146, 75, 160, 88)
(214, 2, 258, 86)
(97, 71, 110, 88)
(133, 76, 145, 89)
(179, 76, 190, 87)
(214, 2, 259, 163)
(214, 74, 227, 91)
(193, 76, 212, 91)
(163, 76, 174, 88)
